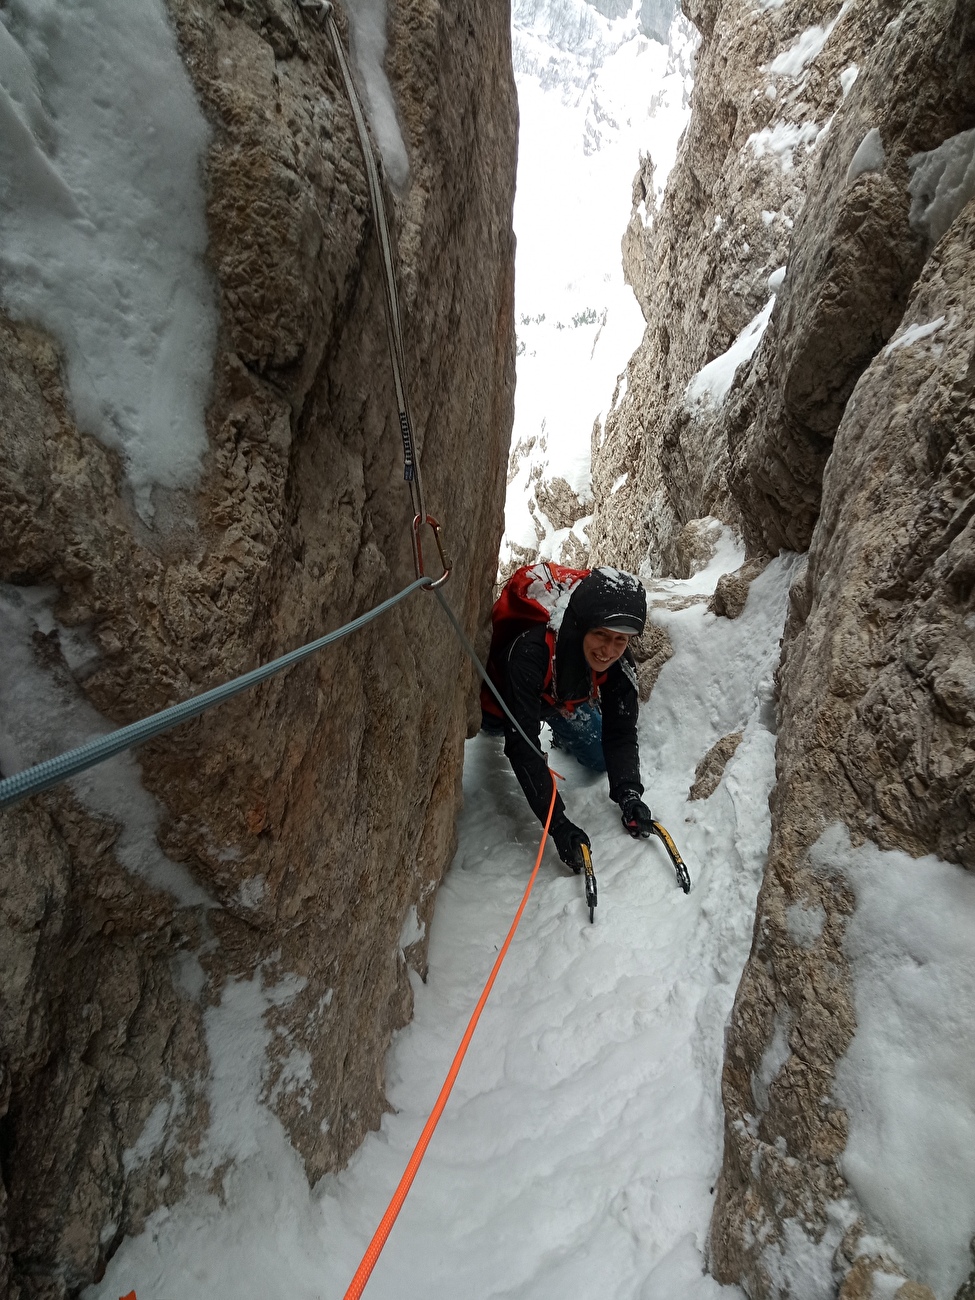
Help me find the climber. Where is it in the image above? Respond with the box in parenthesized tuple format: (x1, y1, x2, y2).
(482, 565, 654, 871)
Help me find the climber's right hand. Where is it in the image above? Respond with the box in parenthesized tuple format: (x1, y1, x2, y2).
(551, 819, 591, 872)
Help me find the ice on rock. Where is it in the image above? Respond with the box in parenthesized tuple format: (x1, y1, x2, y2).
(399, 904, 425, 951)
(847, 127, 886, 183)
(761, 1205, 857, 1300)
(346, 0, 410, 186)
(908, 127, 975, 249)
(872, 1275, 910, 1300)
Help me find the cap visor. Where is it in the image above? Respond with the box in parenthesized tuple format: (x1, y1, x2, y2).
(596, 619, 644, 635)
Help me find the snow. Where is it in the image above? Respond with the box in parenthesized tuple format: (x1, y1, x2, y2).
(784, 899, 826, 949)
(123, 1087, 184, 1176)
(847, 127, 886, 183)
(0, 583, 212, 908)
(840, 63, 859, 96)
(0, 0, 217, 519)
(764, 2, 850, 77)
(872, 1275, 909, 1299)
(346, 0, 410, 186)
(907, 127, 975, 249)
(753, 1009, 790, 1112)
(187, 967, 309, 1179)
(87, 547, 799, 1300)
(745, 120, 820, 173)
(503, 0, 695, 570)
(399, 904, 425, 950)
(684, 296, 775, 412)
(883, 316, 947, 356)
(810, 824, 975, 1298)
(760, 1202, 856, 1300)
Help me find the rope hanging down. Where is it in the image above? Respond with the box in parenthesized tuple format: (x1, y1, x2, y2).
(297, 0, 449, 589)
(342, 766, 562, 1300)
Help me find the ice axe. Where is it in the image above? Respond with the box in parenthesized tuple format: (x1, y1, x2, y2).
(650, 820, 692, 894)
(580, 841, 597, 923)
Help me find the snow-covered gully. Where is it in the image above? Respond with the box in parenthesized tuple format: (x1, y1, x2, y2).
(92, 543, 792, 1300)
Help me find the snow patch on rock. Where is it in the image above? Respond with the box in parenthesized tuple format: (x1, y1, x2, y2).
(883, 316, 948, 356)
(847, 127, 886, 183)
(764, 2, 850, 78)
(685, 296, 775, 412)
(908, 127, 975, 250)
(0, 0, 217, 519)
(784, 899, 826, 949)
(810, 823, 975, 1298)
(346, 0, 410, 186)
(745, 120, 820, 173)
(840, 63, 859, 96)
(0, 584, 212, 908)
(185, 967, 308, 1178)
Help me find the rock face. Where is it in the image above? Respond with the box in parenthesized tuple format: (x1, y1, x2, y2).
(589, 0, 899, 576)
(583, 0, 975, 1290)
(710, 186, 975, 1300)
(0, 1, 516, 1294)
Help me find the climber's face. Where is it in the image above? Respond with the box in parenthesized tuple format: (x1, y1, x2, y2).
(582, 627, 631, 673)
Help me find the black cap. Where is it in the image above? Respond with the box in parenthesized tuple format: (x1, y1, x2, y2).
(594, 613, 644, 635)
(568, 568, 647, 637)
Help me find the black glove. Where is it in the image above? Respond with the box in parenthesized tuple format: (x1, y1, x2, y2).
(619, 792, 653, 838)
(551, 819, 591, 872)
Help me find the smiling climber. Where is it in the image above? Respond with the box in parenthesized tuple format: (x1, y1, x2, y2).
(481, 564, 653, 871)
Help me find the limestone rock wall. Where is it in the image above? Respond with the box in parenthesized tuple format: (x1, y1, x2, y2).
(0, 1, 516, 1294)
(725, 0, 975, 555)
(584, 0, 975, 1290)
(711, 189, 975, 1300)
(588, 0, 894, 576)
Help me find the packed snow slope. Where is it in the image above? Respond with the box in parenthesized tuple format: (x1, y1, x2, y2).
(90, 540, 792, 1300)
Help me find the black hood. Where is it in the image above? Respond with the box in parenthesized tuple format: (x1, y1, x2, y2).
(551, 569, 646, 702)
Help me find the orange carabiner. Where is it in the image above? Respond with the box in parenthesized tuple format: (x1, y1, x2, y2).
(411, 514, 451, 589)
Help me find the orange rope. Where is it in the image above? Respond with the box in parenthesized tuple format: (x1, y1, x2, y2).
(342, 767, 563, 1299)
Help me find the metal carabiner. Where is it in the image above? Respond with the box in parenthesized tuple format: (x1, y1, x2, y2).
(412, 514, 451, 589)
(296, 0, 332, 20)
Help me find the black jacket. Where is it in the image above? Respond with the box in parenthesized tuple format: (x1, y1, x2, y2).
(498, 622, 643, 830)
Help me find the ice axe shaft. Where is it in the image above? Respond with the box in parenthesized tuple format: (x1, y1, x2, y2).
(650, 820, 692, 894)
(580, 842, 597, 922)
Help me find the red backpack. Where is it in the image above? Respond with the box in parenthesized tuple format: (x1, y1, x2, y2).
(481, 562, 591, 718)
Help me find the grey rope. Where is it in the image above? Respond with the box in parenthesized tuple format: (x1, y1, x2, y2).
(432, 589, 549, 764)
(298, 0, 425, 523)
(0, 577, 431, 811)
